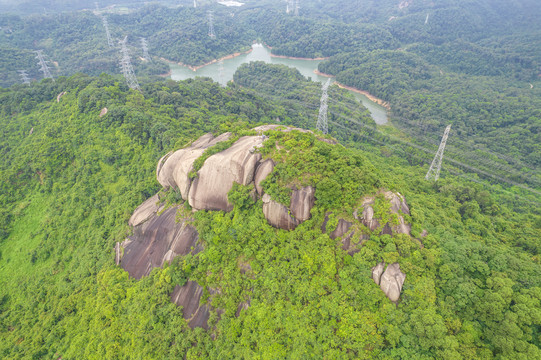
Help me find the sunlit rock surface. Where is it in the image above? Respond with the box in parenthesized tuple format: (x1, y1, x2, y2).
(372, 262, 406, 302)
(170, 281, 210, 329)
(121, 205, 200, 279)
(188, 136, 264, 211)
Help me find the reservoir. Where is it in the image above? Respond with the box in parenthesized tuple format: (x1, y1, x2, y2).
(169, 44, 389, 125)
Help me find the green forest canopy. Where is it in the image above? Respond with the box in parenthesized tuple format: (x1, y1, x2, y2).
(0, 73, 539, 358)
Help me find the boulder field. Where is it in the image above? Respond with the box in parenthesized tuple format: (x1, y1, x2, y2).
(117, 127, 416, 328)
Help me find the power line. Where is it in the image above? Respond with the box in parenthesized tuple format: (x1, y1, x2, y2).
(317, 78, 331, 134)
(425, 125, 451, 181)
(119, 36, 141, 91)
(208, 10, 216, 39)
(141, 37, 151, 62)
(249, 89, 541, 197)
(35, 50, 54, 81)
(18, 70, 31, 85)
(100, 15, 114, 48)
(326, 90, 541, 187)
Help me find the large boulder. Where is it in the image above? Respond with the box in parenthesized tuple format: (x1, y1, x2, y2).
(254, 159, 274, 195)
(170, 281, 210, 329)
(156, 132, 232, 199)
(121, 206, 200, 279)
(372, 262, 406, 302)
(371, 262, 386, 285)
(290, 186, 315, 222)
(128, 194, 164, 227)
(262, 193, 300, 230)
(188, 136, 264, 211)
(356, 191, 411, 236)
(322, 214, 363, 254)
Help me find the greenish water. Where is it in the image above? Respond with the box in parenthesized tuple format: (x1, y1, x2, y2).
(169, 43, 388, 124)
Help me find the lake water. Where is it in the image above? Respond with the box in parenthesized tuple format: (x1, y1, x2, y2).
(169, 43, 388, 124)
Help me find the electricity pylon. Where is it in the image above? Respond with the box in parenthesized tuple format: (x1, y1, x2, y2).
(294, 0, 299, 16)
(119, 36, 141, 91)
(35, 50, 54, 81)
(208, 10, 216, 39)
(100, 15, 114, 47)
(193, 0, 197, 8)
(18, 70, 31, 84)
(425, 125, 451, 181)
(286, 0, 293, 13)
(317, 79, 331, 134)
(141, 37, 151, 61)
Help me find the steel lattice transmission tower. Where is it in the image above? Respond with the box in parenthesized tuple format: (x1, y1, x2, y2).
(317, 79, 331, 134)
(35, 50, 54, 81)
(141, 37, 151, 61)
(100, 15, 114, 47)
(193, 0, 197, 8)
(18, 70, 31, 85)
(425, 125, 452, 181)
(286, 0, 293, 14)
(207, 10, 216, 39)
(119, 36, 141, 91)
(294, 0, 299, 16)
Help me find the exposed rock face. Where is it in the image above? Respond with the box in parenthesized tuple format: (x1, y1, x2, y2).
(358, 205, 380, 231)
(322, 214, 364, 254)
(121, 206, 200, 279)
(329, 218, 353, 240)
(156, 132, 232, 198)
(290, 186, 315, 222)
(188, 136, 264, 211)
(254, 159, 274, 195)
(372, 262, 406, 302)
(372, 262, 386, 285)
(235, 299, 251, 317)
(357, 191, 411, 236)
(128, 194, 164, 227)
(170, 281, 210, 329)
(252, 124, 311, 134)
(261, 186, 316, 230)
(262, 193, 300, 230)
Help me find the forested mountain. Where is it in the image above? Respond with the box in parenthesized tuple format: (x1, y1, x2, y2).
(0, 0, 540, 358)
(0, 74, 539, 358)
(1, 0, 539, 187)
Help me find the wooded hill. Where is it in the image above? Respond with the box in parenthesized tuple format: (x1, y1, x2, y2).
(0, 73, 539, 358)
(1, 0, 539, 193)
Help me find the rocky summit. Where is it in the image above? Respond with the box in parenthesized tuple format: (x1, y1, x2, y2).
(116, 126, 423, 329)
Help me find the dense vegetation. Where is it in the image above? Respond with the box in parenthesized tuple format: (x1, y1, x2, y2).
(2, 0, 539, 194)
(233, 61, 375, 143)
(0, 0, 540, 357)
(0, 72, 539, 358)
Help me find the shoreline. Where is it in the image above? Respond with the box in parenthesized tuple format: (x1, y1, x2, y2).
(161, 48, 253, 72)
(158, 70, 172, 77)
(314, 70, 391, 110)
(264, 42, 328, 61)
(270, 53, 329, 61)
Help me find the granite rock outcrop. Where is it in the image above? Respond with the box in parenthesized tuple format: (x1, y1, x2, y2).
(372, 262, 406, 302)
(170, 281, 210, 329)
(120, 197, 201, 279)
